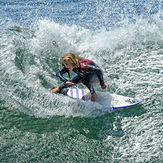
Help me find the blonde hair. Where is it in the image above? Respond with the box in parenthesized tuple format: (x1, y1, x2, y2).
(62, 53, 84, 69)
(61, 53, 84, 79)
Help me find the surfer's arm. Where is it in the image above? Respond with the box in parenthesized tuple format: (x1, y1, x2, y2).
(86, 63, 105, 86)
(56, 67, 69, 83)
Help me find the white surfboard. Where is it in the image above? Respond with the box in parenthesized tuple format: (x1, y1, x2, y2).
(48, 88, 142, 109)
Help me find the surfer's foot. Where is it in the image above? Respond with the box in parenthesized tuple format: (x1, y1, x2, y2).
(51, 87, 59, 93)
(91, 92, 97, 102)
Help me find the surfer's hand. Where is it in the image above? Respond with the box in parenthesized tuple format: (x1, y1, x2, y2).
(66, 81, 76, 86)
(101, 84, 107, 89)
(91, 92, 97, 102)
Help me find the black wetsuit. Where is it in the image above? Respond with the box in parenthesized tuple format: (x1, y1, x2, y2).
(56, 59, 105, 94)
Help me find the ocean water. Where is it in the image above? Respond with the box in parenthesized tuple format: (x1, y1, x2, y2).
(0, 0, 163, 162)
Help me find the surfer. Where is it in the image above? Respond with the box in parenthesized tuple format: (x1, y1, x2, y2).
(51, 53, 107, 102)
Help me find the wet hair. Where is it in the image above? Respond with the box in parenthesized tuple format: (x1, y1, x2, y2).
(62, 53, 84, 68)
(61, 53, 84, 79)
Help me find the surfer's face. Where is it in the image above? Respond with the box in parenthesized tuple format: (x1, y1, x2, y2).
(64, 62, 74, 71)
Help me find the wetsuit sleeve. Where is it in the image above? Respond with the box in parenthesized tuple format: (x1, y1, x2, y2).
(86, 63, 105, 86)
(56, 67, 69, 83)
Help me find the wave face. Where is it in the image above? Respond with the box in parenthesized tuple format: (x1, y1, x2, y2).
(0, 0, 163, 162)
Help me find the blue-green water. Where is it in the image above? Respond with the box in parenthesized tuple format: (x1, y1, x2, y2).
(0, 0, 163, 162)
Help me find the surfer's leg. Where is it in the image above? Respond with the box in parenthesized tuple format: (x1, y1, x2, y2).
(81, 77, 97, 102)
(58, 82, 71, 91)
(51, 83, 71, 93)
(51, 83, 72, 93)
(52, 74, 82, 93)
(70, 74, 82, 84)
(82, 77, 95, 94)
